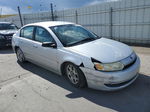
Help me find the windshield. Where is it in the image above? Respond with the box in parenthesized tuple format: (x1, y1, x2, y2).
(50, 24, 100, 47)
(0, 23, 18, 30)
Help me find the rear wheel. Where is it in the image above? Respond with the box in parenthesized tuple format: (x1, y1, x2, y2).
(16, 48, 26, 63)
(64, 63, 86, 88)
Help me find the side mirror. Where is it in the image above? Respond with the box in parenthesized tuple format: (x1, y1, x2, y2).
(42, 42, 57, 48)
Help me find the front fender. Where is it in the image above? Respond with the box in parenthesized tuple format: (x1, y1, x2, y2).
(61, 56, 82, 66)
(57, 48, 83, 74)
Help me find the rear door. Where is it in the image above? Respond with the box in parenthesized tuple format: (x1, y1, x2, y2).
(19, 26, 36, 60)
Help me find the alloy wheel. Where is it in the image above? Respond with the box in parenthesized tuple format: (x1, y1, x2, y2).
(66, 64, 79, 84)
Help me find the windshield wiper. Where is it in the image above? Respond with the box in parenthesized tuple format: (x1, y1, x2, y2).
(67, 37, 96, 47)
(79, 37, 95, 42)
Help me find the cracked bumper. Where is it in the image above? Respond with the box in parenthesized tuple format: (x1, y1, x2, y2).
(80, 57, 140, 91)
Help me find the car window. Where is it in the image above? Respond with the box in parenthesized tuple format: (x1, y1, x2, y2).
(35, 27, 54, 43)
(20, 26, 34, 39)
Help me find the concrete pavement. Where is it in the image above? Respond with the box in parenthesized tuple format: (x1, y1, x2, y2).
(0, 46, 150, 112)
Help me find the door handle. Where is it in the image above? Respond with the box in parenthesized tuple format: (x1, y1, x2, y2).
(33, 45, 38, 48)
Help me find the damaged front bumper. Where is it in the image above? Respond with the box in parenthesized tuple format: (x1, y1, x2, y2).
(80, 56, 140, 91)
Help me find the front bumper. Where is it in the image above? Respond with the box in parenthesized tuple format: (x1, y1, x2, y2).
(80, 56, 140, 91)
(0, 39, 12, 48)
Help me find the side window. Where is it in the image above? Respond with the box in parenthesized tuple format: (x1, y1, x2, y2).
(35, 27, 54, 43)
(20, 26, 34, 40)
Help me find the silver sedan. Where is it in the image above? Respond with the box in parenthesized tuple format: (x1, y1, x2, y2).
(12, 21, 140, 91)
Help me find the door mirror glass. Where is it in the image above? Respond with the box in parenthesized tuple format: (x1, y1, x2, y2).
(42, 42, 57, 48)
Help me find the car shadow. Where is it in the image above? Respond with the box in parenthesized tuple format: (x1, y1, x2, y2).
(0, 47, 14, 54)
(18, 62, 150, 112)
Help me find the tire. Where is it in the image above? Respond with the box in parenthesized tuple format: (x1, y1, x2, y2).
(16, 48, 26, 63)
(64, 63, 86, 88)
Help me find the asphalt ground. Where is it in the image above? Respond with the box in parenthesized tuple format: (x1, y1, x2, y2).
(0, 46, 150, 112)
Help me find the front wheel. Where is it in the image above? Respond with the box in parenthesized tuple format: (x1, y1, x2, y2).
(65, 63, 86, 88)
(16, 48, 26, 63)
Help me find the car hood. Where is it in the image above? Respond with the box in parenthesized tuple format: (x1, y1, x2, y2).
(68, 38, 133, 63)
(0, 30, 18, 35)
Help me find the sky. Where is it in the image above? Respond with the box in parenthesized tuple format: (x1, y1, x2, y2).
(0, 0, 118, 15)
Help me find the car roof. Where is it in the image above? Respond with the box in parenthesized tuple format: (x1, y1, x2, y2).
(24, 21, 75, 28)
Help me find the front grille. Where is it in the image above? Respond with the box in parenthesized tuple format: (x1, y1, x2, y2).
(4, 34, 13, 40)
(123, 58, 136, 70)
(104, 75, 137, 87)
(121, 52, 137, 70)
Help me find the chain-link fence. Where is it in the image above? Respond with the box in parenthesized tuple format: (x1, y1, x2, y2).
(0, 0, 150, 45)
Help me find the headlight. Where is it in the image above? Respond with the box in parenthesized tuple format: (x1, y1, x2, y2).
(94, 62, 124, 71)
(0, 35, 5, 39)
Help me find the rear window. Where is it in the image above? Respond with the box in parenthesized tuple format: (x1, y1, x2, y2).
(20, 26, 34, 40)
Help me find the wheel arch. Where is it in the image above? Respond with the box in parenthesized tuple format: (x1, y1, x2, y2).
(60, 59, 84, 76)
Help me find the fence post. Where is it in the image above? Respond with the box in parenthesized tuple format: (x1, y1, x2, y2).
(21, 14, 25, 25)
(75, 10, 78, 24)
(109, 7, 113, 39)
(17, 6, 23, 27)
(50, 3, 54, 21)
